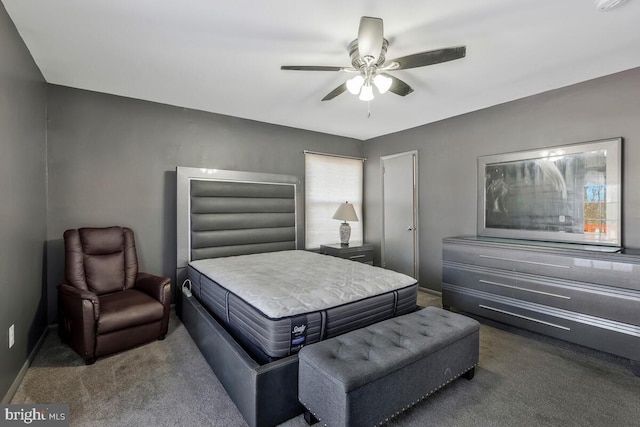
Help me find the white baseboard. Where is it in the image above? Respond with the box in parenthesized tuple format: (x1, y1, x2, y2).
(1, 326, 50, 404)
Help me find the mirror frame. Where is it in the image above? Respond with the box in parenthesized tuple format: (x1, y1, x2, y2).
(477, 138, 622, 247)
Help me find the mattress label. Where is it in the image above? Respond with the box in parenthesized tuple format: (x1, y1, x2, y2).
(290, 315, 308, 353)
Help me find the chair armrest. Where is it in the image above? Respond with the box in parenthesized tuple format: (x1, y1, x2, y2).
(135, 272, 172, 337)
(135, 272, 171, 305)
(58, 284, 100, 361)
(58, 284, 100, 321)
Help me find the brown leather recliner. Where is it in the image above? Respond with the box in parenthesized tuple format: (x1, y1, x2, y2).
(58, 226, 171, 364)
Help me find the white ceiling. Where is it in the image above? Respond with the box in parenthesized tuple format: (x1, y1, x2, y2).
(3, 0, 640, 140)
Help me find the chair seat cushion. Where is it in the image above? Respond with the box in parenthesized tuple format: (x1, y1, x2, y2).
(97, 290, 164, 334)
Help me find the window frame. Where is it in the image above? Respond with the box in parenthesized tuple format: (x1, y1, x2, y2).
(304, 151, 365, 250)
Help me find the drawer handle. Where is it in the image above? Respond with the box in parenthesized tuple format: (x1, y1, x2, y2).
(479, 255, 570, 269)
(479, 279, 571, 300)
(349, 254, 366, 259)
(479, 304, 571, 331)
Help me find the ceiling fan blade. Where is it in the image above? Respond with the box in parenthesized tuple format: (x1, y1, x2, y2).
(321, 83, 348, 101)
(357, 16, 384, 61)
(281, 65, 345, 71)
(384, 74, 414, 96)
(389, 46, 466, 70)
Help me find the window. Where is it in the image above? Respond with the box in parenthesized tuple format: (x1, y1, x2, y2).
(305, 152, 363, 249)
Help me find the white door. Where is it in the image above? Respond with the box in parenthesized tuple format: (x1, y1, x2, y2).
(381, 151, 418, 278)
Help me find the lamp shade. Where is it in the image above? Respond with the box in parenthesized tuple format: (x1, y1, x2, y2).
(346, 75, 365, 95)
(373, 74, 392, 94)
(358, 84, 374, 101)
(332, 202, 359, 222)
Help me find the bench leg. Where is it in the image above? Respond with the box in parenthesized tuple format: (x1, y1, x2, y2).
(304, 410, 319, 425)
(462, 366, 475, 380)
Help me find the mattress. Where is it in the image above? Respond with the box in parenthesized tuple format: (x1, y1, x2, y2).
(187, 250, 418, 363)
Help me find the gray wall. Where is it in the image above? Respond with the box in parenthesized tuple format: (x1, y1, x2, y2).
(364, 67, 640, 292)
(0, 4, 47, 401)
(46, 85, 364, 323)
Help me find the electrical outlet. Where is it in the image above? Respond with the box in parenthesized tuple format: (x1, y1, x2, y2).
(9, 324, 14, 348)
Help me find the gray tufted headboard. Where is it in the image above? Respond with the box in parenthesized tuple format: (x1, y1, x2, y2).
(176, 167, 303, 285)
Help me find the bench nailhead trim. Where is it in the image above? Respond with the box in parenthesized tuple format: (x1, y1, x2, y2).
(302, 363, 478, 426)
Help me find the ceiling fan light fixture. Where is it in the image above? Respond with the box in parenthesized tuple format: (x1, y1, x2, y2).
(280, 16, 466, 102)
(346, 75, 365, 95)
(359, 84, 374, 101)
(373, 74, 392, 94)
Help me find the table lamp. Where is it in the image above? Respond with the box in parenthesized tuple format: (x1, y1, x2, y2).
(332, 202, 359, 246)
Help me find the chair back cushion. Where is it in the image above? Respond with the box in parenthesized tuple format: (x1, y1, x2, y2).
(64, 226, 139, 295)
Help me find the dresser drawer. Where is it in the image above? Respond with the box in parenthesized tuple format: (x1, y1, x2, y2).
(444, 241, 640, 291)
(441, 286, 640, 361)
(444, 241, 574, 271)
(337, 251, 373, 263)
(443, 262, 640, 326)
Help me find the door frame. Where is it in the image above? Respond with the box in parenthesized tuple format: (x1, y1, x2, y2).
(380, 150, 419, 280)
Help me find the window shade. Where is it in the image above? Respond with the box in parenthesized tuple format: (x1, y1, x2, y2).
(305, 153, 363, 249)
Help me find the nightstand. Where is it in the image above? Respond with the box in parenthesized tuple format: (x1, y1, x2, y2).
(319, 242, 374, 265)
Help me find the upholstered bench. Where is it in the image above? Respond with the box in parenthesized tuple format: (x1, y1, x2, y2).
(298, 306, 479, 426)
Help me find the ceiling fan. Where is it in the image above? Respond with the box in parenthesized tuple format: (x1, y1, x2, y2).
(281, 16, 466, 102)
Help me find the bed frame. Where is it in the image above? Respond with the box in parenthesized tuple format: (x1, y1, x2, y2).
(176, 166, 305, 427)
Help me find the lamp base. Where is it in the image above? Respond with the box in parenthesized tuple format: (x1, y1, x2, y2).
(339, 222, 351, 246)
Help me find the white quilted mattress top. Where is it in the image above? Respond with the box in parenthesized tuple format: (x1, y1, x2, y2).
(189, 250, 416, 318)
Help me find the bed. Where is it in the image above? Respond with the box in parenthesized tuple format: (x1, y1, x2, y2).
(176, 166, 418, 427)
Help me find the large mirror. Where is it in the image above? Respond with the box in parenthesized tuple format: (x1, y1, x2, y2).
(477, 138, 622, 247)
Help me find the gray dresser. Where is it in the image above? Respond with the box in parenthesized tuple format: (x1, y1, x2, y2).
(442, 236, 640, 375)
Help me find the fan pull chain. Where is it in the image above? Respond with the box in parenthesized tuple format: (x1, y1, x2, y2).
(367, 101, 371, 118)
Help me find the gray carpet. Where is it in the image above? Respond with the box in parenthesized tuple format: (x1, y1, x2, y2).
(11, 292, 640, 426)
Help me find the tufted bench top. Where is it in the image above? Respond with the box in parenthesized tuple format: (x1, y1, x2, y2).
(298, 307, 480, 392)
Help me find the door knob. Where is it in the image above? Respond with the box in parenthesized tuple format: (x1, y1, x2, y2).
(407, 226, 416, 231)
